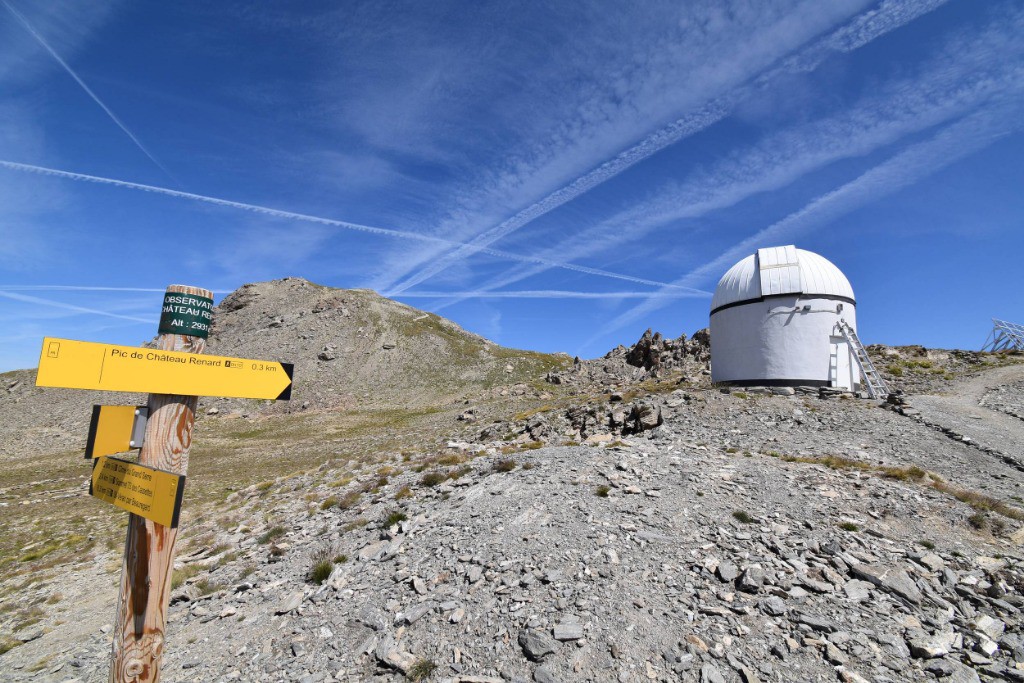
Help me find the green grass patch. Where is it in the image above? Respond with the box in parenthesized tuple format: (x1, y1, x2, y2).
(258, 525, 287, 544)
(408, 658, 438, 682)
(170, 564, 202, 591)
(732, 510, 754, 524)
(19, 541, 62, 563)
(383, 510, 408, 527)
(338, 491, 362, 509)
(420, 471, 446, 487)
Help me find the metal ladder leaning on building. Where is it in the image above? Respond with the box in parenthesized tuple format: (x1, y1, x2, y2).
(837, 319, 890, 399)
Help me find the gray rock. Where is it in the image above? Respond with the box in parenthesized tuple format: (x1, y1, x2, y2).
(700, 663, 727, 683)
(357, 606, 388, 631)
(849, 563, 922, 604)
(553, 622, 584, 641)
(398, 602, 433, 625)
(738, 566, 765, 593)
(519, 629, 558, 661)
(760, 596, 787, 616)
(716, 561, 739, 583)
(972, 614, 1006, 641)
(908, 630, 955, 659)
(793, 612, 838, 633)
(534, 666, 560, 683)
(276, 592, 303, 614)
(843, 580, 872, 601)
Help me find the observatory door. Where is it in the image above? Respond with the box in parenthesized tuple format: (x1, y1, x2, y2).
(829, 336, 855, 391)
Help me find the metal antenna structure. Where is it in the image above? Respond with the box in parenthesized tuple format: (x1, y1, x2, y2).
(982, 319, 1024, 352)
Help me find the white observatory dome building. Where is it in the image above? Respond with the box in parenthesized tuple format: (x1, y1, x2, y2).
(710, 245, 861, 390)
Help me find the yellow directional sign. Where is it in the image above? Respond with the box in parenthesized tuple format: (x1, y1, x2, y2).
(36, 338, 293, 400)
(85, 405, 147, 459)
(90, 456, 186, 528)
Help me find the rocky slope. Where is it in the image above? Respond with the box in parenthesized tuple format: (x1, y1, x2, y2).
(3, 357, 1024, 682)
(2, 281, 1024, 683)
(0, 278, 569, 459)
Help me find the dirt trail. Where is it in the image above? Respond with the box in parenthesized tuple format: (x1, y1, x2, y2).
(911, 363, 1024, 466)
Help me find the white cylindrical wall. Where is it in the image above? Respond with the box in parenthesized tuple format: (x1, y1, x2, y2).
(710, 296, 857, 386)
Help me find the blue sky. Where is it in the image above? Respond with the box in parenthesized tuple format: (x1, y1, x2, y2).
(1, 0, 1023, 371)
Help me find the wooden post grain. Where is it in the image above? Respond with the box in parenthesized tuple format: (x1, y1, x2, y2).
(109, 284, 211, 683)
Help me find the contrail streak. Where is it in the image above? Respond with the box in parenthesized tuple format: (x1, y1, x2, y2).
(393, 290, 710, 300)
(593, 102, 1023, 343)
(386, 0, 952, 295)
(1, 0, 178, 183)
(451, 7, 1024, 310)
(0, 290, 154, 323)
(0, 285, 232, 293)
(0, 159, 710, 295)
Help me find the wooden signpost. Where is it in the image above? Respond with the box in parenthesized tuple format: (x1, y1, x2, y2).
(34, 284, 293, 683)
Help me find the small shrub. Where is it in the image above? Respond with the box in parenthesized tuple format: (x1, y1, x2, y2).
(838, 522, 860, 532)
(408, 658, 437, 681)
(421, 472, 446, 487)
(384, 511, 408, 527)
(338, 491, 361, 509)
(522, 462, 535, 470)
(521, 441, 544, 450)
(195, 579, 223, 596)
(493, 459, 516, 472)
(725, 447, 739, 454)
(448, 466, 472, 480)
(308, 559, 333, 585)
(887, 365, 904, 377)
(333, 554, 348, 564)
(320, 496, 338, 510)
(733, 392, 748, 399)
(395, 485, 413, 500)
(342, 518, 369, 533)
(595, 485, 611, 497)
(258, 525, 287, 544)
(308, 545, 339, 585)
(968, 513, 987, 530)
(732, 510, 754, 524)
(919, 540, 935, 550)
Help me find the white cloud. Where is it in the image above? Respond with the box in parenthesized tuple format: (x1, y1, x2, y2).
(396, 290, 709, 300)
(378, 0, 948, 294)
(595, 101, 1024, 340)
(453, 5, 1024, 303)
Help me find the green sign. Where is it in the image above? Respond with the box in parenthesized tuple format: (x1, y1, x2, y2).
(158, 293, 213, 338)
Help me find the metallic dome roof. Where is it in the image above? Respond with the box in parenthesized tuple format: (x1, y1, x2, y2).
(710, 245, 855, 313)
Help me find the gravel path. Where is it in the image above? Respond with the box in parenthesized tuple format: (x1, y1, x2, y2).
(912, 364, 1024, 470)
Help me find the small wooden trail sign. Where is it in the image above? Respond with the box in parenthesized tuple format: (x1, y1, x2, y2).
(36, 337, 293, 400)
(90, 456, 185, 528)
(31, 283, 295, 682)
(85, 405, 147, 459)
